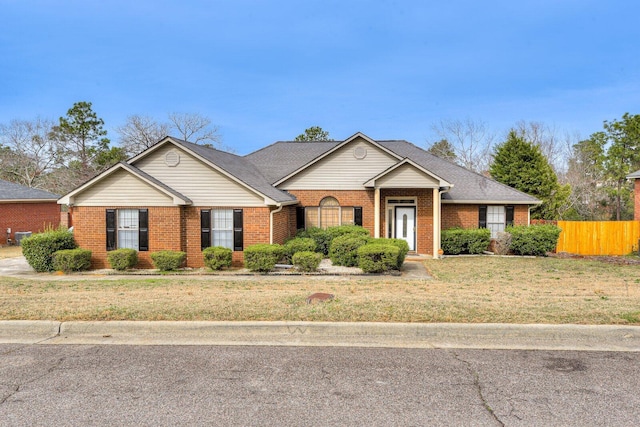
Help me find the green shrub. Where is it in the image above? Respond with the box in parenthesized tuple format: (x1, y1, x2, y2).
(371, 238, 410, 268)
(292, 251, 322, 272)
(52, 248, 92, 272)
(326, 225, 370, 240)
(329, 234, 370, 267)
(296, 227, 332, 255)
(283, 237, 316, 263)
(244, 243, 285, 272)
(357, 244, 400, 273)
(507, 225, 561, 256)
(21, 228, 77, 272)
(441, 228, 491, 255)
(107, 248, 138, 271)
(203, 246, 232, 270)
(150, 250, 186, 271)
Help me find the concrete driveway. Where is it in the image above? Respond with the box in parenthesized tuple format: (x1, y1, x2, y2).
(0, 255, 34, 276)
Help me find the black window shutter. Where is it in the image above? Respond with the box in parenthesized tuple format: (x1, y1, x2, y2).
(106, 209, 116, 251)
(505, 205, 515, 227)
(354, 207, 363, 226)
(233, 209, 243, 251)
(296, 206, 305, 230)
(479, 206, 487, 228)
(201, 210, 211, 250)
(138, 209, 149, 251)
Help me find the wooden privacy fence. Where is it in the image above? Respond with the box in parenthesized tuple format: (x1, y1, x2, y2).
(555, 220, 640, 256)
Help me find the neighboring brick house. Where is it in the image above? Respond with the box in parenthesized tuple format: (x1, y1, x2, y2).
(627, 169, 640, 220)
(58, 132, 540, 268)
(0, 179, 60, 245)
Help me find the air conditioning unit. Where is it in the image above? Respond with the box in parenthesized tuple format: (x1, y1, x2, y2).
(14, 232, 32, 246)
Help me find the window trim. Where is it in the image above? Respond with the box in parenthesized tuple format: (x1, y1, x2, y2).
(479, 205, 515, 238)
(299, 197, 362, 229)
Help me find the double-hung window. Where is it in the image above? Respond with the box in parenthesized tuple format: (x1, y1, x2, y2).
(106, 209, 148, 251)
(201, 209, 243, 251)
(479, 205, 514, 238)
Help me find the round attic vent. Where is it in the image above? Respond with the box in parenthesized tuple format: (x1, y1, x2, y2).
(354, 146, 367, 159)
(165, 150, 180, 167)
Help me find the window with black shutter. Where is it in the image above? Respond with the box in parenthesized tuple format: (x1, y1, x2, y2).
(106, 209, 116, 251)
(138, 209, 149, 251)
(296, 206, 305, 230)
(201, 209, 211, 250)
(233, 209, 243, 251)
(506, 205, 515, 227)
(478, 206, 487, 229)
(354, 207, 363, 226)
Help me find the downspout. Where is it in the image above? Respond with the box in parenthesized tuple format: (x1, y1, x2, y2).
(270, 204, 284, 244)
(435, 186, 451, 259)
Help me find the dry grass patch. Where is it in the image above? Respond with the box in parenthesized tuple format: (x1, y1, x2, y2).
(1, 256, 639, 324)
(0, 246, 23, 259)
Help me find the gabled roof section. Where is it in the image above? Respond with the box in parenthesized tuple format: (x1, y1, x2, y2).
(377, 140, 541, 204)
(0, 179, 59, 202)
(130, 136, 296, 205)
(627, 169, 640, 179)
(247, 132, 403, 186)
(58, 162, 192, 205)
(363, 158, 452, 188)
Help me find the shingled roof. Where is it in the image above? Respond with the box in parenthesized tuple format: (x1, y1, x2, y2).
(0, 179, 59, 201)
(244, 138, 540, 204)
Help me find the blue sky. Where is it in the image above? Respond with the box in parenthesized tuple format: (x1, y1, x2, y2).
(1, 0, 639, 154)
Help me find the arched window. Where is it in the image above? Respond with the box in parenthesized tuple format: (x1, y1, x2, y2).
(320, 197, 340, 228)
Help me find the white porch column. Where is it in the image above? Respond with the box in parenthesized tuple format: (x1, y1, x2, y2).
(374, 187, 380, 238)
(433, 187, 440, 259)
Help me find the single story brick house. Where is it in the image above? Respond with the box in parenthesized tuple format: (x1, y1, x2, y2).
(58, 132, 540, 268)
(627, 169, 640, 220)
(0, 179, 60, 245)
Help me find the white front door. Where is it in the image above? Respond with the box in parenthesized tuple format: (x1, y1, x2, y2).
(395, 207, 416, 251)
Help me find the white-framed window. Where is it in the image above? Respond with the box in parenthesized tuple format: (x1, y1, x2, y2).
(212, 209, 233, 249)
(106, 209, 148, 251)
(200, 208, 243, 251)
(118, 209, 139, 250)
(486, 206, 505, 238)
(479, 205, 515, 238)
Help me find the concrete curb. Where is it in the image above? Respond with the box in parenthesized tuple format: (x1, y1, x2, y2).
(1, 321, 639, 351)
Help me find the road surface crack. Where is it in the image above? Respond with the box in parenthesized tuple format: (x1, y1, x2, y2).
(0, 356, 65, 406)
(452, 351, 504, 427)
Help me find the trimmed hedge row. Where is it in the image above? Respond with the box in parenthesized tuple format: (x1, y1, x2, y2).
(358, 244, 400, 273)
(441, 228, 491, 255)
(292, 251, 322, 272)
(506, 225, 561, 256)
(244, 243, 285, 272)
(52, 248, 92, 272)
(107, 248, 138, 271)
(150, 250, 186, 271)
(203, 246, 233, 270)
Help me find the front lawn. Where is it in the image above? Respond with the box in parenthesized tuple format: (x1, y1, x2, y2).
(1, 256, 638, 324)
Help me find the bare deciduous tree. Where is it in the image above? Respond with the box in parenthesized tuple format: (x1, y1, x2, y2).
(512, 120, 569, 174)
(117, 115, 170, 156)
(168, 112, 221, 145)
(0, 117, 57, 188)
(429, 118, 494, 173)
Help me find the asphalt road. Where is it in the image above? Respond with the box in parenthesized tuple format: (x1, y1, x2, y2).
(1, 344, 639, 426)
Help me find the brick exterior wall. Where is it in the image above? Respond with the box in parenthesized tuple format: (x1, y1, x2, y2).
(71, 205, 283, 269)
(441, 203, 530, 229)
(0, 202, 60, 245)
(635, 180, 640, 221)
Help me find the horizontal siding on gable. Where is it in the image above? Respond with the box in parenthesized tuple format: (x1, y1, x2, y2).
(74, 170, 174, 206)
(376, 164, 440, 188)
(279, 138, 398, 190)
(134, 144, 265, 206)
